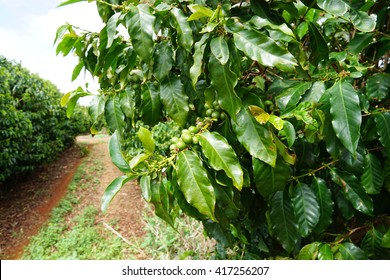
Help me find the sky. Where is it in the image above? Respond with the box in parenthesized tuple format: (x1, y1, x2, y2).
(0, 0, 104, 94)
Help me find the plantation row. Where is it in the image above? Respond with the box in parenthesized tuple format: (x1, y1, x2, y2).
(0, 56, 90, 184)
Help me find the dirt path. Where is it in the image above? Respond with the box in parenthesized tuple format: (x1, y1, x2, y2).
(0, 135, 145, 259)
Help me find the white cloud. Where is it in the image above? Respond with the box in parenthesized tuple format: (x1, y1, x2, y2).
(0, 1, 103, 95)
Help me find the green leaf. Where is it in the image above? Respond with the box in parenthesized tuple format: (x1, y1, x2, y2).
(249, 16, 294, 38)
(253, 158, 290, 198)
(120, 88, 135, 120)
(141, 83, 162, 126)
(282, 120, 296, 148)
(308, 22, 329, 66)
(199, 131, 243, 190)
(270, 191, 299, 254)
(233, 29, 297, 72)
(366, 73, 390, 102)
(129, 153, 150, 170)
(312, 177, 334, 233)
(351, 10, 377, 32)
(375, 113, 390, 154)
(190, 33, 210, 86)
(318, 244, 334, 260)
(335, 243, 368, 260)
(210, 36, 229, 65)
(275, 82, 312, 113)
(71, 60, 84, 82)
(176, 150, 216, 221)
(292, 182, 320, 237)
(317, 0, 349, 16)
(153, 41, 174, 82)
(160, 76, 189, 127)
(137, 127, 155, 154)
(381, 229, 390, 248)
(109, 131, 131, 173)
(298, 242, 320, 260)
(150, 178, 175, 228)
(348, 33, 374, 55)
(104, 95, 125, 133)
(188, 4, 214, 21)
(361, 228, 386, 259)
(208, 55, 242, 121)
(361, 153, 384, 195)
(232, 108, 277, 167)
(125, 4, 155, 63)
(106, 13, 120, 48)
(170, 7, 193, 52)
(329, 81, 362, 155)
(331, 170, 373, 216)
(139, 175, 151, 202)
(101, 175, 132, 213)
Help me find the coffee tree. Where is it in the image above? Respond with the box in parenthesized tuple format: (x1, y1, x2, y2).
(57, 0, 390, 259)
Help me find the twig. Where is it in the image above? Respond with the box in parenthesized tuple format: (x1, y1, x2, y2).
(102, 222, 133, 246)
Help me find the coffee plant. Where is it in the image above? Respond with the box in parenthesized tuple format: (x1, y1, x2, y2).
(57, 0, 390, 259)
(0, 56, 91, 184)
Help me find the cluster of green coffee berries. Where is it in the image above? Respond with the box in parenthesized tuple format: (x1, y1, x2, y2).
(169, 125, 200, 152)
(205, 100, 227, 121)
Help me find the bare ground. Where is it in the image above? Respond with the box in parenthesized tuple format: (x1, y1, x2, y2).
(0, 135, 146, 259)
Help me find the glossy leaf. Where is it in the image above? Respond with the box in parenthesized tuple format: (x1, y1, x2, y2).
(308, 22, 329, 66)
(329, 81, 362, 156)
(209, 55, 241, 120)
(232, 108, 277, 167)
(188, 4, 213, 21)
(375, 113, 390, 154)
(153, 41, 174, 81)
(137, 127, 155, 154)
(275, 82, 312, 113)
(176, 150, 216, 221)
(331, 170, 373, 216)
(104, 95, 125, 133)
(292, 183, 320, 237)
(270, 191, 299, 254)
(361, 153, 384, 195)
(101, 175, 132, 213)
(170, 7, 193, 52)
(317, 0, 348, 16)
(348, 33, 374, 55)
(106, 13, 120, 48)
(190, 33, 210, 86)
(282, 120, 296, 148)
(139, 175, 151, 202)
(109, 130, 131, 173)
(160, 76, 189, 127)
(361, 228, 385, 258)
(141, 83, 162, 126)
(150, 178, 175, 228)
(318, 244, 334, 260)
(351, 10, 377, 32)
(335, 243, 367, 260)
(298, 242, 320, 260)
(312, 177, 334, 233)
(233, 29, 297, 72)
(210, 36, 229, 65)
(366, 73, 390, 101)
(125, 4, 155, 63)
(382, 229, 390, 248)
(199, 131, 243, 190)
(253, 158, 290, 198)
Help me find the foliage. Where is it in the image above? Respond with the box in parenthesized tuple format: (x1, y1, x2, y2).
(0, 56, 91, 183)
(57, 0, 390, 259)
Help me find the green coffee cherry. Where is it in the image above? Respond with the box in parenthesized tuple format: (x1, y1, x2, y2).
(206, 108, 214, 117)
(181, 133, 193, 144)
(192, 136, 199, 145)
(211, 111, 221, 119)
(188, 125, 199, 134)
(176, 140, 187, 150)
(171, 136, 180, 144)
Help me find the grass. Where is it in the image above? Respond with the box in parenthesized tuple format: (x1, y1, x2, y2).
(22, 143, 216, 260)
